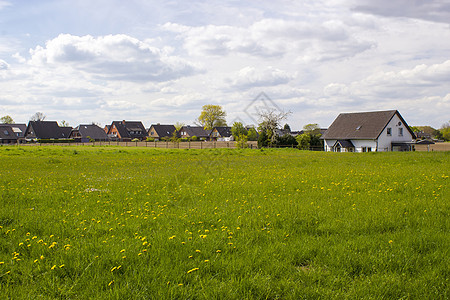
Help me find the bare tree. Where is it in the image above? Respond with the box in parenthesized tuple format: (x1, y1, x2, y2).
(30, 112, 46, 122)
(257, 108, 291, 144)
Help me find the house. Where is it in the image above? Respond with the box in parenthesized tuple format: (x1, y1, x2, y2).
(24, 121, 72, 141)
(321, 110, 416, 152)
(70, 124, 108, 142)
(105, 120, 147, 141)
(210, 126, 233, 141)
(178, 126, 211, 141)
(0, 124, 27, 144)
(148, 124, 177, 141)
(0, 125, 17, 144)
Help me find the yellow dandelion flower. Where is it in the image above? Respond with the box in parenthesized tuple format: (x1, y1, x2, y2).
(186, 267, 199, 274)
(204, 260, 209, 263)
(108, 280, 114, 286)
(51, 265, 57, 270)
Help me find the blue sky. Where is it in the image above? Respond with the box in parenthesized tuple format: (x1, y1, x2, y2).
(1, 0, 449, 129)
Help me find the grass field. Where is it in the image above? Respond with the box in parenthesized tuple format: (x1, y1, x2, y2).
(0, 146, 448, 299)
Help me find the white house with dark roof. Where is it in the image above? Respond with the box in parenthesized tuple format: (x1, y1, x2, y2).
(321, 110, 416, 152)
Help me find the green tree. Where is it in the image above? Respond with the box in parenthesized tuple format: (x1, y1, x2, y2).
(257, 130, 269, 148)
(0, 115, 14, 124)
(197, 105, 227, 130)
(283, 123, 291, 132)
(235, 134, 248, 149)
(303, 123, 320, 134)
(247, 127, 258, 141)
(276, 134, 298, 147)
(231, 122, 248, 139)
(296, 133, 311, 150)
(440, 121, 450, 141)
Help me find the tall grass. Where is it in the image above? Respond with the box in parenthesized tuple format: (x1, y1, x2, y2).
(0, 146, 448, 299)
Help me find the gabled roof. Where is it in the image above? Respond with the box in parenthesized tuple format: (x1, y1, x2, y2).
(322, 110, 415, 140)
(181, 126, 211, 137)
(110, 121, 147, 139)
(150, 124, 176, 138)
(72, 124, 108, 140)
(334, 139, 355, 148)
(0, 125, 17, 140)
(26, 121, 73, 139)
(213, 126, 232, 137)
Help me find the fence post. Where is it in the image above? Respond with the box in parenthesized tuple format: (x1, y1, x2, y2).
(201, 142, 202, 149)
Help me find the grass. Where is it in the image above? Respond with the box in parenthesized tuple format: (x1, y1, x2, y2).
(0, 146, 448, 299)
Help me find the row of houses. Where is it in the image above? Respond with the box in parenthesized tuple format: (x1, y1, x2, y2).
(1, 110, 428, 152)
(0, 120, 235, 144)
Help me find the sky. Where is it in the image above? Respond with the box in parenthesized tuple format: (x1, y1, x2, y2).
(1, 0, 449, 129)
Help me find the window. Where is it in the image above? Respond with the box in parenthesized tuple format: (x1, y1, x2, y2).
(387, 128, 392, 136)
(362, 147, 367, 152)
(398, 128, 403, 136)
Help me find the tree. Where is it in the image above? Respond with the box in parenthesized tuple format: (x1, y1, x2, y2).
(276, 134, 298, 147)
(235, 134, 248, 149)
(257, 108, 291, 145)
(197, 105, 227, 130)
(59, 120, 69, 127)
(303, 123, 320, 135)
(174, 122, 184, 131)
(247, 127, 258, 141)
(30, 112, 46, 121)
(0, 115, 14, 124)
(231, 122, 248, 138)
(440, 121, 450, 141)
(296, 133, 311, 150)
(283, 123, 291, 132)
(257, 130, 269, 148)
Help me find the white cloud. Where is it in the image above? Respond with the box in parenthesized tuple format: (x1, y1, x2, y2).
(226, 66, 295, 89)
(0, 1, 10, 10)
(0, 59, 9, 70)
(163, 18, 375, 61)
(350, 0, 450, 24)
(28, 34, 202, 82)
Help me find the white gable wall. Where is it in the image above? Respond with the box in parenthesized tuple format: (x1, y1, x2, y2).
(377, 113, 414, 151)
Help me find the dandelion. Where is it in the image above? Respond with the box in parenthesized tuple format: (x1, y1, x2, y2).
(51, 265, 57, 270)
(389, 240, 393, 244)
(120, 249, 125, 253)
(108, 280, 114, 286)
(187, 267, 199, 274)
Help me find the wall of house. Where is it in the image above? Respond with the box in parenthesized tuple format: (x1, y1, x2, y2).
(377, 114, 414, 151)
(351, 140, 377, 152)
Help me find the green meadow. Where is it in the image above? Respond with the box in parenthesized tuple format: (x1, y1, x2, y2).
(0, 146, 448, 299)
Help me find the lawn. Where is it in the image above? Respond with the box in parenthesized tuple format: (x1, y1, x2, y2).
(0, 146, 448, 299)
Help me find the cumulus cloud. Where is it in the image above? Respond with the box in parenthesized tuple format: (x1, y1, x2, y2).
(350, 0, 450, 24)
(226, 66, 295, 89)
(28, 34, 202, 82)
(163, 18, 375, 60)
(0, 59, 9, 70)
